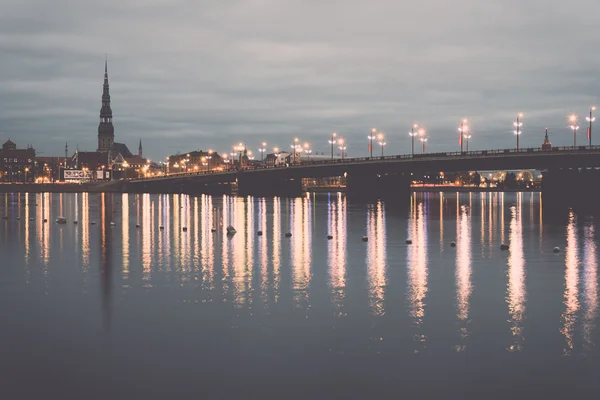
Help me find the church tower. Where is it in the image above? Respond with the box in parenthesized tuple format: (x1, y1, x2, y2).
(97, 58, 115, 152)
(138, 139, 143, 157)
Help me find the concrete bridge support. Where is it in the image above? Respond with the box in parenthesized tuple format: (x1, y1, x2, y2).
(346, 172, 412, 201)
(543, 168, 600, 216)
(237, 174, 303, 197)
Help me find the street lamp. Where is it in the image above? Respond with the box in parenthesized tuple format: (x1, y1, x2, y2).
(303, 142, 312, 161)
(420, 137, 428, 154)
(207, 150, 213, 172)
(587, 106, 596, 147)
(458, 119, 469, 152)
(338, 138, 346, 160)
(514, 113, 523, 151)
(329, 132, 337, 160)
(259, 142, 267, 162)
(409, 124, 418, 156)
(569, 114, 579, 149)
(368, 128, 376, 158)
(377, 133, 386, 157)
(290, 137, 300, 164)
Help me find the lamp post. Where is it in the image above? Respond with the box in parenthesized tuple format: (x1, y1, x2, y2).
(259, 142, 267, 162)
(420, 137, 428, 154)
(207, 150, 213, 172)
(290, 137, 300, 164)
(513, 113, 523, 151)
(569, 114, 579, 149)
(587, 106, 596, 147)
(329, 132, 337, 160)
(458, 119, 468, 152)
(368, 128, 376, 158)
(377, 133, 386, 157)
(418, 128, 427, 154)
(24, 167, 29, 182)
(303, 143, 312, 161)
(409, 124, 418, 156)
(338, 138, 346, 160)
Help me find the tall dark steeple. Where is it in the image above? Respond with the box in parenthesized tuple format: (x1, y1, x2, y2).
(138, 139, 143, 157)
(97, 57, 115, 152)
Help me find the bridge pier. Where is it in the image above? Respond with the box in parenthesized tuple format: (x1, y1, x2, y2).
(543, 168, 600, 216)
(237, 174, 303, 197)
(346, 172, 411, 201)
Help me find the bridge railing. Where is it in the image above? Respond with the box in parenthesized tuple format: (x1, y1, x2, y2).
(131, 144, 600, 181)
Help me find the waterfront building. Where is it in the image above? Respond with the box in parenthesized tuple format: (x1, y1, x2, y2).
(167, 150, 224, 173)
(0, 139, 35, 182)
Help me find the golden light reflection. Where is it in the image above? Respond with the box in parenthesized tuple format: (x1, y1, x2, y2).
(439, 192, 444, 250)
(290, 197, 312, 308)
(272, 197, 281, 302)
(232, 196, 250, 307)
(142, 193, 152, 286)
(367, 201, 387, 316)
(24, 194, 30, 266)
(200, 195, 216, 288)
(172, 195, 181, 273)
(328, 192, 347, 314)
(221, 195, 233, 297)
(456, 204, 472, 350)
(407, 200, 428, 349)
(259, 198, 269, 304)
(561, 211, 580, 355)
(180, 195, 192, 280)
(480, 193, 485, 256)
(583, 223, 598, 351)
(81, 193, 90, 271)
(41, 193, 51, 267)
(506, 194, 526, 352)
(122, 193, 129, 280)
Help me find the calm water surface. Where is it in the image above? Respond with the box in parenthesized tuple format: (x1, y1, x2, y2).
(1, 192, 599, 398)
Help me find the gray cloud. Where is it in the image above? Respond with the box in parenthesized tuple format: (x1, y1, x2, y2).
(1, 0, 599, 159)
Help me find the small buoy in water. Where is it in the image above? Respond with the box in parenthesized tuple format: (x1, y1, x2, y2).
(553, 247, 560, 253)
(43, 219, 48, 223)
(182, 227, 188, 232)
(91, 221, 96, 225)
(362, 236, 368, 242)
(29, 218, 33, 221)
(285, 232, 292, 238)
(450, 241, 456, 247)
(211, 228, 216, 233)
(257, 231, 263, 236)
(327, 235, 333, 240)
(73, 221, 78, 224)
(500, 244, 509, 250)
(159, 226, 164, 230)
(135, 224, 140, 228)
(405, 239, 413, 245)
(16, 217, 20, 220)
(226, 226, 237, 235)
(110, 222, 115, 226)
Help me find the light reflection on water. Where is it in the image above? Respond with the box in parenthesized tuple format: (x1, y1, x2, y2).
(2, 191, 600, 395)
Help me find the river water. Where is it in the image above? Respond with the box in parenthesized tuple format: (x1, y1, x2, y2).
(0, 192, 598, 399)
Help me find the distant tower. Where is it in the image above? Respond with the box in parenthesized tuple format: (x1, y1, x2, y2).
(65, 142, 68, 167)
(542, 128, 552, 151)
(97, 57, 115, 152)
(138, 139, 143, 157)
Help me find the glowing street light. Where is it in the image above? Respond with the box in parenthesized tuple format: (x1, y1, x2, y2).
(207, 150, 213, 172)
(338, 138, 347, 160)
(303, 142, 312, 161)
(514, 113, 523, 151)
(329, 132, 337, 160)
(368, 128, 376, 158)
(290, 137, 301, 164)
(418, 128, 427, 154)
(458, 119, 469, 152)
(409, 124, 418, 156)
(587, 106, 596, 147)
(258, 142, 267, 162)
(377, 133, 386, 157)
(569, 114, 579, 148)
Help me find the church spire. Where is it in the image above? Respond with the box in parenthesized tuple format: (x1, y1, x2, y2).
(138, 139, 143, 157)
(98, 56, 115, 152)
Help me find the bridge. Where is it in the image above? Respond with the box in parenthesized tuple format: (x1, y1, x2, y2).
(127, 145, 600, 204)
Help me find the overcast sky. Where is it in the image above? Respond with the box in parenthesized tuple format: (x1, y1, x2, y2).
(1, 0, 599, 160)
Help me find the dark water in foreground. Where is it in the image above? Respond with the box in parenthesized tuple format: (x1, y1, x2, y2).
(0, 192, 599, 399)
